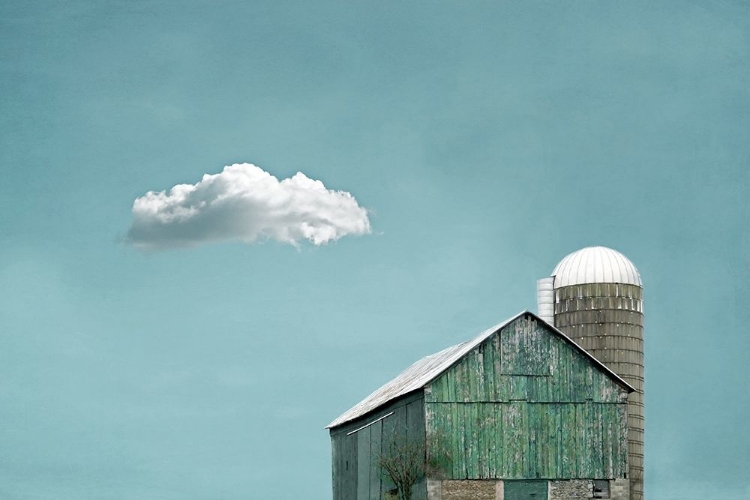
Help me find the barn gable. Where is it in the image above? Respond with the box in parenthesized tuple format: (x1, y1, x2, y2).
(425, 314, 630, 405)
(424, 314, 631, 480)
(327, 311, 632, 430)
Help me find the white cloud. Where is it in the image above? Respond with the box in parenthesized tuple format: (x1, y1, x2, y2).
(126, 163, 371, 250)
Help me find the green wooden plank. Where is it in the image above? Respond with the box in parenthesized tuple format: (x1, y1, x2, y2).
(511, 402, 524, 478)
(498, 375, 507, 402)
(484, 404, 494, 478)
(484, 340, 495, 401)
(485, 404, 493, 479)
(357, 426, 370, 500)
(494, 403, 503, 478)
(536, 404, 545, 478)
(565, 403, 576, 477)
(345, 433, 358, 500)
(332, 434, 339, 500)
(467, 352, 477, 402)
(429, 374, 439, 403)
(465, 404, 475, 478)
(547, 403, 556, 478)
(437, 370, 447, 403)
(553, 403, 561, 478)
(449, 403, 459, 478)
(591, 403, 602, 476)
(601, 404, 610, 478)
(458, 403, 468, 479)
(577, 403, 587, 478)
(475, 346, 485, 401)
(527, 402, 536, 478)
(620, 403, 629, 477)
(507, 375, 525, 401)
(501, 404, 511, 477)
(518, 402, 527, 479)
(476, 404, 486, 479)
(555, 404, 563, 478)
(560, 346, 570, 402)
(478, 341, 492, 402)
(463, 357, 473, 402)
(476, 404, 484, 478)
(521, 402, 530, 478)
(576, 403, 585, 478)
(406, 400, 424, 443)
(492, 333, 503, 399)
(473, 349, 483, 400)
(448, 368, 456, 403)
(527, 375, 537, 403)
(456, 358, 467, 402)
(369, 421, 382, 500)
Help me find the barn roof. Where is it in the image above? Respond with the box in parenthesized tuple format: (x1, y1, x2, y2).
(326, 310, 635, 429)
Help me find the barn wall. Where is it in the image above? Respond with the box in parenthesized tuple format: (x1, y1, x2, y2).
(330, 430, 357, 500)
(424, 315, 629, 481)
(330, 391, 426, 500)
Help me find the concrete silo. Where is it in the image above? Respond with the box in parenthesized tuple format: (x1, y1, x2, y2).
(537, 246, 644, 500)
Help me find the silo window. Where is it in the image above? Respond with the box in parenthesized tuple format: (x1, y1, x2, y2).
(593, 480, 610, 498)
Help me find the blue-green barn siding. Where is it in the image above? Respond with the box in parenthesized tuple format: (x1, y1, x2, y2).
(424, 316, 629, 480)
(330, 392, 427, 500)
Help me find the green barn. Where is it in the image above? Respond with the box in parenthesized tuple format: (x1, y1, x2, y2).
(327, 311, 633, 500)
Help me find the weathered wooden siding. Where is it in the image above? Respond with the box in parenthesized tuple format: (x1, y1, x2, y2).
(426, 401, 627, 480)
(425, 316, 625, 404)
(330, 391, 427, 500)
(424, 315, 628, 481)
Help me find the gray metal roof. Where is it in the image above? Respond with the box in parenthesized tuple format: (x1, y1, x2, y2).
(552, 246, 642, 288)
(327, 311, 634, 429)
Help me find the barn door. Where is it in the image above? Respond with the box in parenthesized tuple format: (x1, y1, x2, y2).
(504, 480, 548, 500)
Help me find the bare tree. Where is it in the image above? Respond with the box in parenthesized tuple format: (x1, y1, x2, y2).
(377, 437, 425, 500)
(377, 434, 451, 500)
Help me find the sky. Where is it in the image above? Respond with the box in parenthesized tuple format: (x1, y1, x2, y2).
(1, 1, 749, 499)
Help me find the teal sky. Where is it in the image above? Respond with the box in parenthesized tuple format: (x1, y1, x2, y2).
(2, 1, 749, 499)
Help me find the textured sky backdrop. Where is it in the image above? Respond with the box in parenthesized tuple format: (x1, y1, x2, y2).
(1, 1, 749, 499)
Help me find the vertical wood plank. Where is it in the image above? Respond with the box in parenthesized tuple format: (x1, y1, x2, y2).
(370, 421, 382, 500)
(357, 426, 370, 500)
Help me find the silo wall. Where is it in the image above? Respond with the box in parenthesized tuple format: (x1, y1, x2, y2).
(553, 282, 644, 500)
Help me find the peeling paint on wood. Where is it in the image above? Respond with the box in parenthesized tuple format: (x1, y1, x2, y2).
(330, 315, 630, 500)
(424, 317, 629, 481)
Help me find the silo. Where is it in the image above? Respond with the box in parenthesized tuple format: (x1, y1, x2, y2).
(538, 246, 644, 500)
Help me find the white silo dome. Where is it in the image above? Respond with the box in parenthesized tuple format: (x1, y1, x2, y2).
(552, 246, 642, 288)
